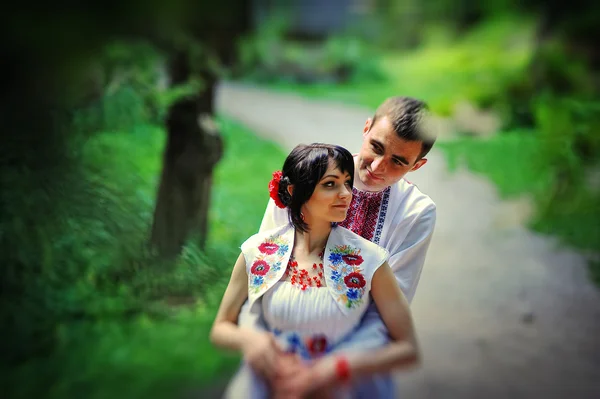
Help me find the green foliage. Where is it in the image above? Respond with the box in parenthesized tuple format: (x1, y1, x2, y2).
(500, 37, 597, 128)
(264, 17, 535, 116)
(487, 33, 600, 255)
(321, 36, 387, 83)
(71, 40, 208, 134)
(529, 96, 600, 249)
(534, 96, 600, 180)
(375, 0, 520, 49)
(2, 87, 286, 397)
(237, 14, 288, 80)
(236, 16, 386, 84)
(73, 86, 150, 133)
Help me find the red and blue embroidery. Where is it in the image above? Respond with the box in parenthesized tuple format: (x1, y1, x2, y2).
(250, 260, 270, 276)
(258, 236, 289, 256)
(340, 186, 390, 244)
(273, 329, 330, 359)
(328, 245, 367, 308)
(249, 235, 289, 294)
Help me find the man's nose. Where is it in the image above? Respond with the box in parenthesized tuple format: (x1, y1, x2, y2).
(371, 157, 385, 173)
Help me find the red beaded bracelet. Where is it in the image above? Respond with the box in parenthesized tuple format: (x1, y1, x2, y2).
(335, 356, 351, 383)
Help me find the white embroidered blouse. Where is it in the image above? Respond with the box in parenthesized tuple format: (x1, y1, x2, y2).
(241, 223, 389, 358)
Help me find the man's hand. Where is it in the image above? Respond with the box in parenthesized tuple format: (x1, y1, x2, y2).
(273, 357, 335, 399)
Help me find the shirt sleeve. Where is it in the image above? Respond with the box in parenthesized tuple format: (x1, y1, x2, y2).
(365, 244, 391, 292)
(387, 204, 436, 303)
(258, 198, 289, 233)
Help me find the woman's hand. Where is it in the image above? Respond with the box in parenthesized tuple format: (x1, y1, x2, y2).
(241, 330, 288, 381)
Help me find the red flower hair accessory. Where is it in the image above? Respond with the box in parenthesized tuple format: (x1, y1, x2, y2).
(268, 170, 287, 209)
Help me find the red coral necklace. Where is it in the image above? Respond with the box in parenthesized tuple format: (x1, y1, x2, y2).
(284, 249, 326, 290)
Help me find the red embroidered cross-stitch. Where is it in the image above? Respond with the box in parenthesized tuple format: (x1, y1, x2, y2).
(339, 188, 385, 241)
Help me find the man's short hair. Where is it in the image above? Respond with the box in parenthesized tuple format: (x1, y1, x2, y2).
(371, 96, 436, 160)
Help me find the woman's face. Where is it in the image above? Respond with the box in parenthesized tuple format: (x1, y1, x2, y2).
(302, 159, 353, 224)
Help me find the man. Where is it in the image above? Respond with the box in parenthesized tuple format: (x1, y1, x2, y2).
(232, 96, 437, 397)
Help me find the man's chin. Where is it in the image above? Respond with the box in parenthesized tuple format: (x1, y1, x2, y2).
(358, 170, 373, 186)
(361, 174, 385, 190)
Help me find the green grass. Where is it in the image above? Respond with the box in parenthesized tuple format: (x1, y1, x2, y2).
(9, 308, 239, 399)
(4, 117, 287, 399)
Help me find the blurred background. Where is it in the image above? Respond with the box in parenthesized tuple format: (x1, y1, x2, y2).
(1, 1, 599, 398)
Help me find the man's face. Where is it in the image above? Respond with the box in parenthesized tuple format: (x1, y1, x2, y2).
(355, 116, 427, 191)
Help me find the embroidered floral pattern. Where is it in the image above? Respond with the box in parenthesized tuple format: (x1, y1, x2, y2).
(328, 245, 367, 309)
(306, 335, 328, 356)
(252, 275, 264, 286)
(248, 235, 290, 294)
(258, 236, 289, 256)
(344, 272, 366, 288)
(250, 260, 270, 275)
(329, 245, 364, 266)
(273, 329, 331, 359)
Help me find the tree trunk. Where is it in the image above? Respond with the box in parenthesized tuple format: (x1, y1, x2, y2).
(149, 52, 223, 257)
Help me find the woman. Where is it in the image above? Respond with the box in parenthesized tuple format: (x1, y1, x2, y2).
(210, 144, 419, 398)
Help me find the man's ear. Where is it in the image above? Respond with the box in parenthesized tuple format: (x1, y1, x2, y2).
(410, 158, 427, 172)
(363, 118, 372, 137)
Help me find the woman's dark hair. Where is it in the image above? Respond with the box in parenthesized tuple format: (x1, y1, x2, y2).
(277, 143, 354, 232)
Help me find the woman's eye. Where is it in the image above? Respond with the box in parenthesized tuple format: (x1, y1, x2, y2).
(323, 181, 334, 187)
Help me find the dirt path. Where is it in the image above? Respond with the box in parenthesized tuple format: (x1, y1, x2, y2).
(216, 82, 600, 398)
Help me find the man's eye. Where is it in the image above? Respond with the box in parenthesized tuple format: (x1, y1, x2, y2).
(371, 144, 383, 154)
